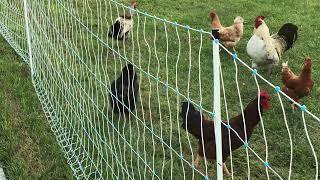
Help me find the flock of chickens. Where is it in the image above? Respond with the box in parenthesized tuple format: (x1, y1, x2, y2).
(107, 3, 315, 177)
(210, 11, 314, 111)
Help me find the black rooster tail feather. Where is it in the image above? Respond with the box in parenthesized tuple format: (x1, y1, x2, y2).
(180, 102, 191, 130)
(277, 23, 298, 51)
(180, 102, 198, 131)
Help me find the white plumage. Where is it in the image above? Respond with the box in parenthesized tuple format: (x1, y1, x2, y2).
(108, 0, 136, 41)
(246, 16, 297, 73)
(247, 34, 280, 69)
(116, 16, 133, 39)
(108, 16, 133, 40)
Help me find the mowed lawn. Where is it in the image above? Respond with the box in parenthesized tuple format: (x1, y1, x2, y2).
(0, 0, 320, 179)
(103, 0, 320, 179)
(0, 37, 73, 179)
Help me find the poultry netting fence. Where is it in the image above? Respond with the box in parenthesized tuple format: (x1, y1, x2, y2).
(0, 0, 319, 179)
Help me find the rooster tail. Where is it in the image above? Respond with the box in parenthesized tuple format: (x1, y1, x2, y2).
(180, 102, 202, 138)
(277, 23, 298, 51)
(180, 102, 195, 129)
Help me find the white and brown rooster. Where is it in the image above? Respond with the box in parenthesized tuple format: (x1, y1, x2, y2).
(246, 16, 298, 73)
(108, 0, 136, 40)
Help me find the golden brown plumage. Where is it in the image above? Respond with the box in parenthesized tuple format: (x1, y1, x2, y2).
(281, 57, 314, 108)
(209, 10, 243, 50)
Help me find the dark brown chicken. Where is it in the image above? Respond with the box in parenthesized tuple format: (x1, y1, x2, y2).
(180, 90, 271, 175)
(281, 57, 314, 110)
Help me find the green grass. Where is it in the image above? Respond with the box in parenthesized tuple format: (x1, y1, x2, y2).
(1, 0, 320, 179)
(0, 37, 73, 179)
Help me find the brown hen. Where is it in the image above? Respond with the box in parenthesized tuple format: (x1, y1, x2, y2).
(281, 57, 314, 110)
(209, 10, 244, 51)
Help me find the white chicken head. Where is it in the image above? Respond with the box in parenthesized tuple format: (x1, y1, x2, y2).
(253, 16, 270, 37)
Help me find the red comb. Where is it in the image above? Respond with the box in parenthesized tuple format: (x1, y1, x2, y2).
(254, 16, 265, 23)
(259, 90, 270, 99)
(254, 16, 265, 28)
(210, 10, 217, 19)
(131, 0, 136, 9)
(256, 16, 265, 20)
(259, 89, 271, 110)
(304, 57, 312, 66)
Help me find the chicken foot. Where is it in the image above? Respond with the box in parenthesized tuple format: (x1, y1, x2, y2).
(194, 154, 231, 176)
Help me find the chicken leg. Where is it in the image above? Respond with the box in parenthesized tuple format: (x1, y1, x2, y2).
(268, 67, 272, 74)
(223, 163, 231, 176)
(194, 154, 201, 168)
(291, 103, 298, 111)
(195, 154, 231, 176)
(232, 47, 237, 53)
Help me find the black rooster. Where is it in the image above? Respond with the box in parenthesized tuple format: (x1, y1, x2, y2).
(110, 64, 139, 114)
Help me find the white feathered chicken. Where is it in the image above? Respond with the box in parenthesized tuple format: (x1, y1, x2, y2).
(246, 16, 298, 72)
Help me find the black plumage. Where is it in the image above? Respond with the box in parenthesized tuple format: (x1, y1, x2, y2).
(110, 64, 139, 114)
(108, 19, 122, 40)
(276, 23, 298, 51)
